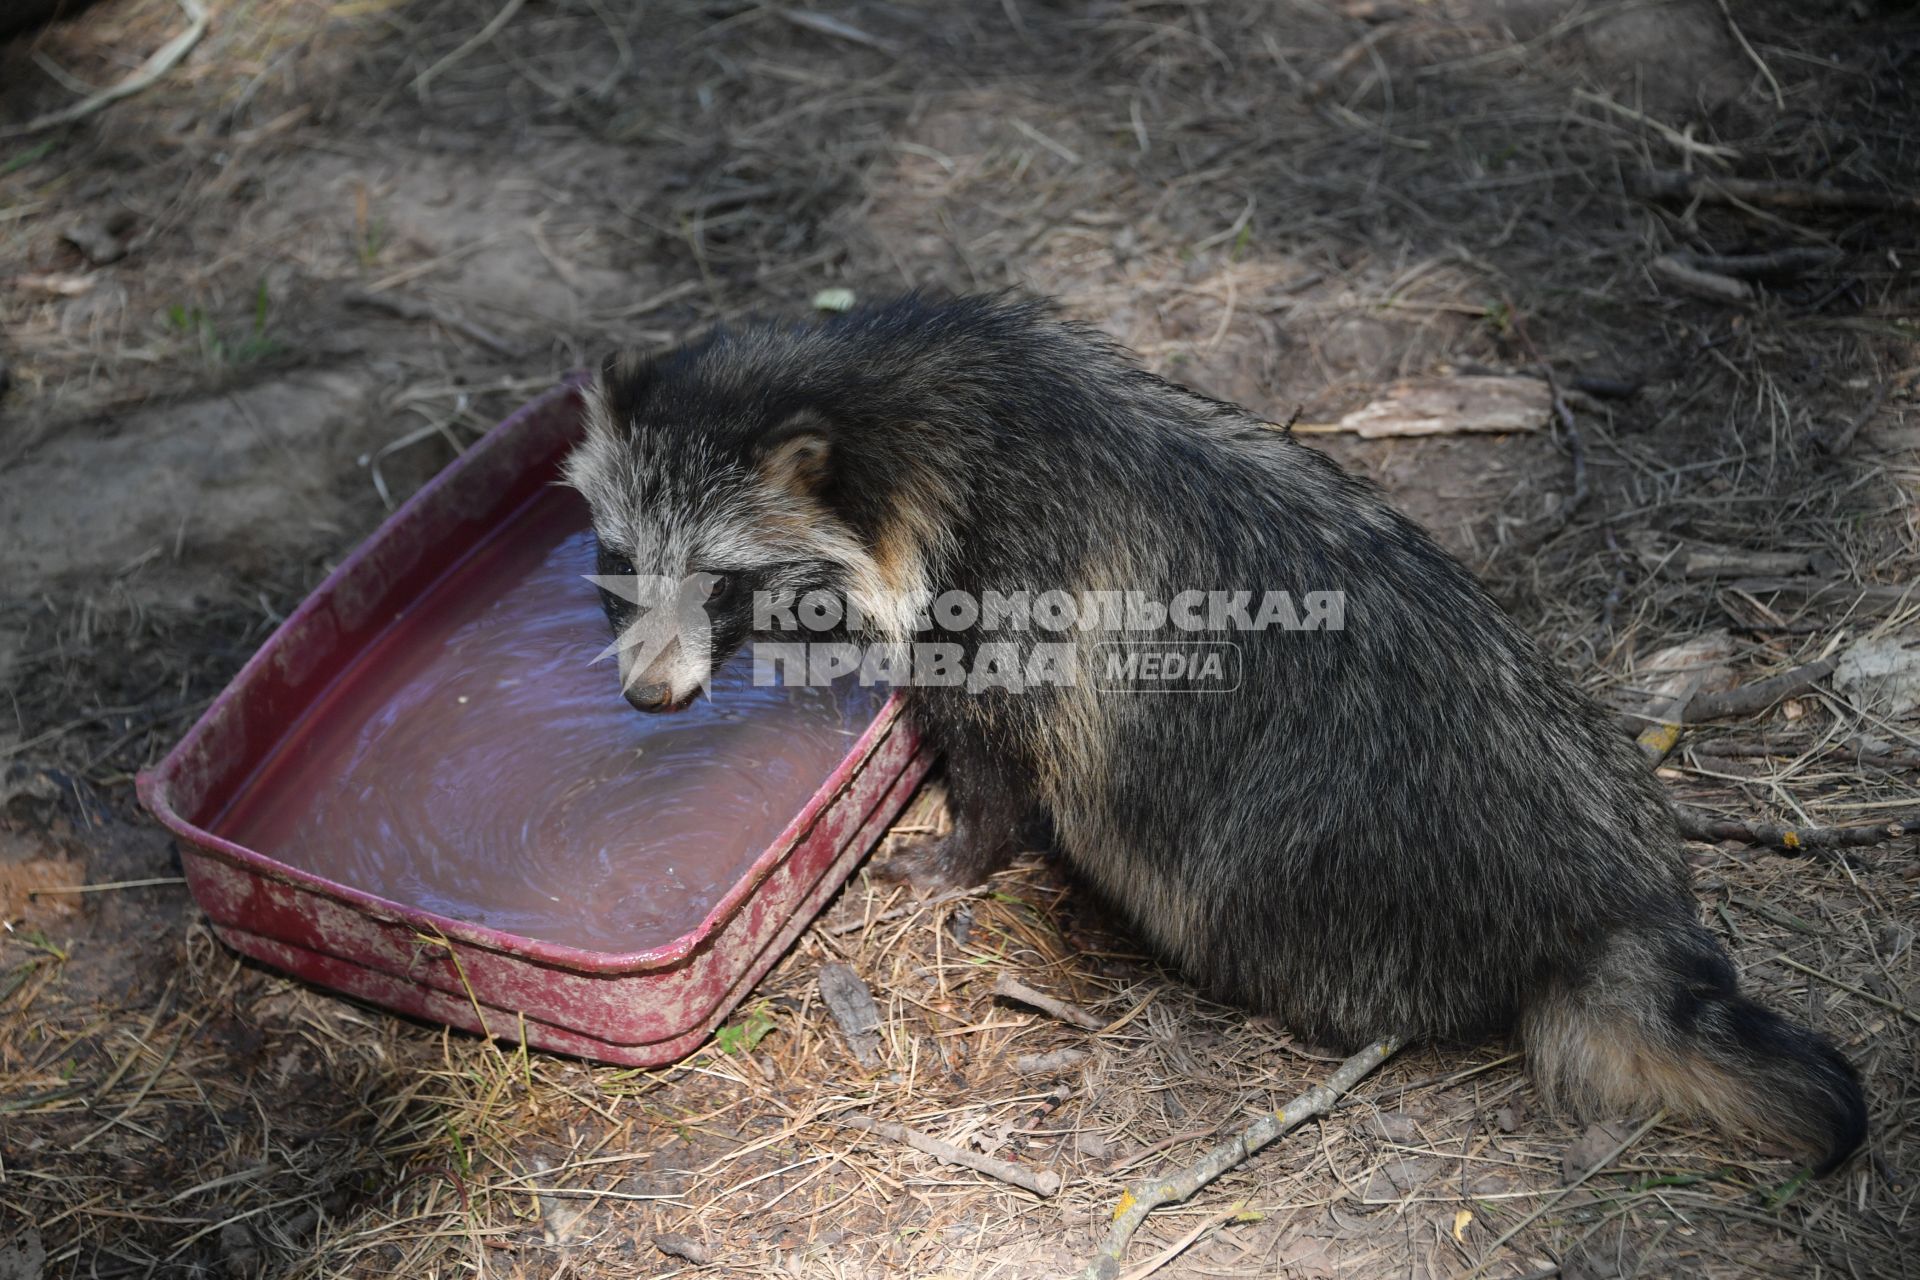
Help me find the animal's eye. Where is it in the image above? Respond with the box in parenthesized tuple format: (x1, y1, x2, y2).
(700, 572, 735, 603)
(596, 544, 635, 578)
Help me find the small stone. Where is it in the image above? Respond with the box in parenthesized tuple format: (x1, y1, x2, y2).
(62, 210, 137, 265)
(654, 1233, 713, 1265)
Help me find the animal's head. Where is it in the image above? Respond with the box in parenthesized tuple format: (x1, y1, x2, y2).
(561, 346, 900, 712)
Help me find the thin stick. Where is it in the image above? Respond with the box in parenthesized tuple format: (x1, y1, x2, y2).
(344, 289, 520, 358)
(75, 1020, 191, 1149)
(1685, 657, 1836, 721)
(1651, 254, 1752, 305)
(1074, 1037, 1402, 1280)
(0, 0, 209, 139)
(1670, 247, 1842, 280)
(1675, 804, 1919, 858)
(1714, 0, 1783, 109)
(29, 877, 186, 895)
(991, 974, 1105, 1031)
(1467, 1110, 1665, 1275)
(775, 7, 902, 54)
(1571, 88, 1740, 162)
(1630, 169, 1920, 215)
(836, 1114, 1061, 1196)
(1116, 1202, 1247, 1280)
(1532, 367, 1588, 541)
(1817, 379, 1891, 456)
(413, 0, 528, 99)
(1302, 25, 1397, 102)
(1773, 955, 1920, 1026)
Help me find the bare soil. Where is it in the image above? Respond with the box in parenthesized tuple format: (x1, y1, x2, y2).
(2, 1, 1916, 1277)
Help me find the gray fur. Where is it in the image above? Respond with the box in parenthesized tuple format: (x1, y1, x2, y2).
(564, 294, 1866, 1172)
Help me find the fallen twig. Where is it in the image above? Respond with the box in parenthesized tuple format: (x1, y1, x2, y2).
(1815, 379, 1892, 456)
(991, 974, 1105, 1031)
(1637, 656, 1835, 762)
(1673, 247, 1843, 280)
(1651, 254, 1753, 305)
(1466, 1111, 1665, 1276)
(1532, 366, 1587, 541)
(413, 0, 528, 98)
(29, 877, 186, 895)
(1572, 375, 1641, 401)
(1630, 169, 1920, 216)
(1651, 247, 1843, 306)
(1687, 736, 1920, 772)
(775, 7, 902, 53)
(1720, 577, 1918, 617)
(1844, 735, 1920, 771)
(1571, 87, 1740, 162)
(837, 1114, 1062, 1196)
(1302, 24, 1399, 102)
(1674, 804, 1919, 857)
(1634, 691, 1701, 764)
(1596, 527, 1629, 640)
(1073, 1037, 1401, 1280)
(1775, 955, 1920, 1027)
(344, 289, 520, 358)
(1685, 657, 1836, 721)
(1714, 0, 1783, 107)
(0, 0, 209, 139)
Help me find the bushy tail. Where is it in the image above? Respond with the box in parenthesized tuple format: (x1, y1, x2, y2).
(1522, 920, 1866, 1175)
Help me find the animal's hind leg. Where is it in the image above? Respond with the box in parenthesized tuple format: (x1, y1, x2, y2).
(878, 731, 1034, 890)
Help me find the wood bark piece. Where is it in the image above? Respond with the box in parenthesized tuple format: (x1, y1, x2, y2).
(818, 962, 883, 1068)
(1013, 1048, 1091, 1076)
(1325, 375, 1551, 439)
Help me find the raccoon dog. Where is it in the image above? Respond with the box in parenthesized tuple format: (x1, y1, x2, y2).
(564, 294, 1866, 1173)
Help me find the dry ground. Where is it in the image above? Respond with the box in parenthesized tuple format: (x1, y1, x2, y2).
(2, 1, 1918, 1277)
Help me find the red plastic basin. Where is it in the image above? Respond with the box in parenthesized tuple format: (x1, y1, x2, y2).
(136, 380, 929, 1065)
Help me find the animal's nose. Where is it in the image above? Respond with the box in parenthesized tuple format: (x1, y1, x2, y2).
(624, 681, 674, 712)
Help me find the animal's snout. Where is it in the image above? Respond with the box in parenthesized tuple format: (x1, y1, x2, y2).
(624, 681, 676, 712)
(624, 681, 698, 713)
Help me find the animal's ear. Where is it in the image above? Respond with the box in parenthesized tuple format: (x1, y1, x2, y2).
(586, 351, 656, 440)
(753, 409, 834, 499)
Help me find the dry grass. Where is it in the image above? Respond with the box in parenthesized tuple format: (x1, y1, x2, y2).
(3, 0, 1917, 1276)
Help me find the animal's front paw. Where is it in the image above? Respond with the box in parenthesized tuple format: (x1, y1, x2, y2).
(873, 830, 990, 892)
